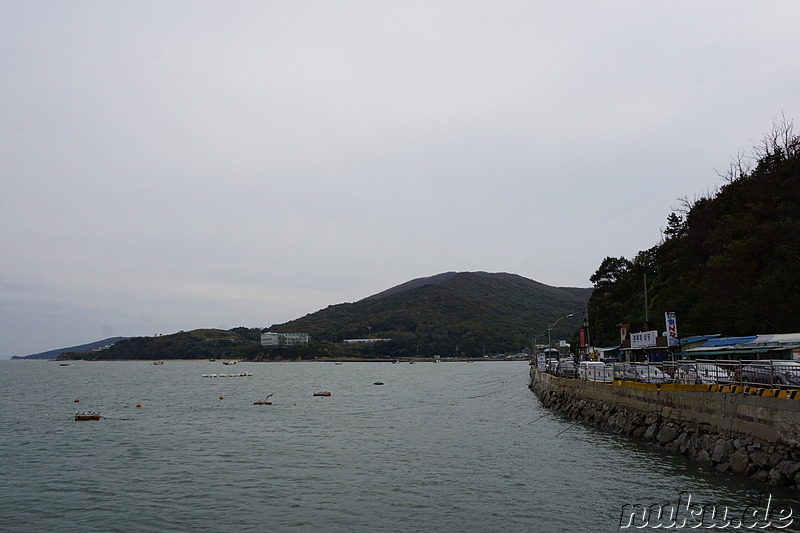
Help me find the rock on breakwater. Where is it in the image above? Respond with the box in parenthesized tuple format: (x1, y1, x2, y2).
(531, 374, 800, 489)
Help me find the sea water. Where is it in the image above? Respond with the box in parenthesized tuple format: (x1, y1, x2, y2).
(1, 360, 798, 532)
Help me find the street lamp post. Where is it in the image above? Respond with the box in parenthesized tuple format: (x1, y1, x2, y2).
(548, 313, 575, 359)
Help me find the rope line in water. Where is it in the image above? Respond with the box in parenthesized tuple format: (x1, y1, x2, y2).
(527, 414, 549, 425)
(555, 423, 576, 437)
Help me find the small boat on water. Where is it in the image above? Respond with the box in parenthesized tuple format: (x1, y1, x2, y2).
(153, 361, 164, 365)
(59, 362, 74, 366)
(223, 360, 238, 365)
(313, 391, 331, 397)
(373, 381, 384, 385)
(75, 412, 101, 421)
(254, 393, 274, 405)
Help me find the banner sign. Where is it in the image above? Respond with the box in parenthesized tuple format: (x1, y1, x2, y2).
(537, 353, 547, 371)
(630, 330, 658, 349)
(579, 328, 586, 348)
(665, 312, 679, 347)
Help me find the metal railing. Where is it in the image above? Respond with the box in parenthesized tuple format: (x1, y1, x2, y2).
(536, 359, 800, 389)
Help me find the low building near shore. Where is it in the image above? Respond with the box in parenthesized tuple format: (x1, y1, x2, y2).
(261, 332, 309, 347)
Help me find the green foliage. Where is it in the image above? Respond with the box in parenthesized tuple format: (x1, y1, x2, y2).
(589, 120, 800, 344)
(62, 274, 590, 360)
(272, 272, 590, 358)
(63, 328, 267, 361)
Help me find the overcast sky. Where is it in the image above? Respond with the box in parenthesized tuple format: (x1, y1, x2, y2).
(2, 1, 799, 358)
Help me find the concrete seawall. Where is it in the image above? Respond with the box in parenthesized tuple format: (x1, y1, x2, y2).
(530, 369, 800, 488)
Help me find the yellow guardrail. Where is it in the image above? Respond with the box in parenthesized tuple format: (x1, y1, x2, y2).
(538, 371, 800, 398)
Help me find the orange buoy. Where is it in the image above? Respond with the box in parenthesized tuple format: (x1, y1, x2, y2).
(74, 398, 80, 402)
(136, 403, 142, 408)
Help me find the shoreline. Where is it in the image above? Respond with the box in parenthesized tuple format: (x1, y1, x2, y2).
(16, 357, 526, 363)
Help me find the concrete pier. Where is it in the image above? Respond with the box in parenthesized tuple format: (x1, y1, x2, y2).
(530, 369, 800, 488)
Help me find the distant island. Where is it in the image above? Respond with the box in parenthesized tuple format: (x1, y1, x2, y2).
(12, 337, 128, 360)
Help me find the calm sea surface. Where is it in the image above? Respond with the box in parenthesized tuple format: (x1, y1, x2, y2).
(1, 360, 798, 532)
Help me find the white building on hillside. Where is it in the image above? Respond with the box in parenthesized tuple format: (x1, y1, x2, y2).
(261, 332, 309, 347)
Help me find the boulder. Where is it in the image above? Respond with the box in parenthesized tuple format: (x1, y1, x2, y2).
(699, 434, 716, 453)
(776, 459, 800, 479)
(750, 469, 770, 483)
(675, 432, 690, 454)
(715, 462, 731, 473)
(750, 449, 771, 468)
(657, 425, 681, 446)
(770, 450, 787, 468)
(730, 447, 750, 476)
(695, 449, 712, 465)
(711, 439, 735, 464)
(644, 423, 660, 441)
(768, 468, 789, 486)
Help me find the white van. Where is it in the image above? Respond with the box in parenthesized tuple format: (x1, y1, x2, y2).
(578, 361, 613, 382)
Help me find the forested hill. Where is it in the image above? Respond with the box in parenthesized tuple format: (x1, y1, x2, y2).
(588, 120, 800, 346)
(59, 328, 264, 361)
(59, 272, 590, 361)
(272, 271, 591, 357)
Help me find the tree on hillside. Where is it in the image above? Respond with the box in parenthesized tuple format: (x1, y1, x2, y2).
(588, 119, 800, 343)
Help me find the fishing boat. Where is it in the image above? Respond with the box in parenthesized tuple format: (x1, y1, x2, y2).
(254, 393, 273, 405)
(313, 391, 331, 397)
(74, 412, 101, 421)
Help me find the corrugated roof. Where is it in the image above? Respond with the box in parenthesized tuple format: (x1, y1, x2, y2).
(700, 336, 757, 347)
(680, 334, 721, 344)
(751, 334, 800, 345)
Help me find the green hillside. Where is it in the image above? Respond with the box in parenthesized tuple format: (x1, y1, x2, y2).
(588, 120, 800, 345)
(60, 272, 590, 360)
(60, 328, 264, 361)
(272, 271, 590, 358)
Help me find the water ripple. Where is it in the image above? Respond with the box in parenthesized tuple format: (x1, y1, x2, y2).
(1, 361, 798, 532)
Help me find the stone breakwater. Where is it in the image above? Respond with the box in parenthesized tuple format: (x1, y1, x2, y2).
(530, 371, 800, 489)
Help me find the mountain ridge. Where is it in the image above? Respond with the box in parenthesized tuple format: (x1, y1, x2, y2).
(273, 271, 591, 357)
(11, 337, 128, 360)
(40, 272, 591, 361)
